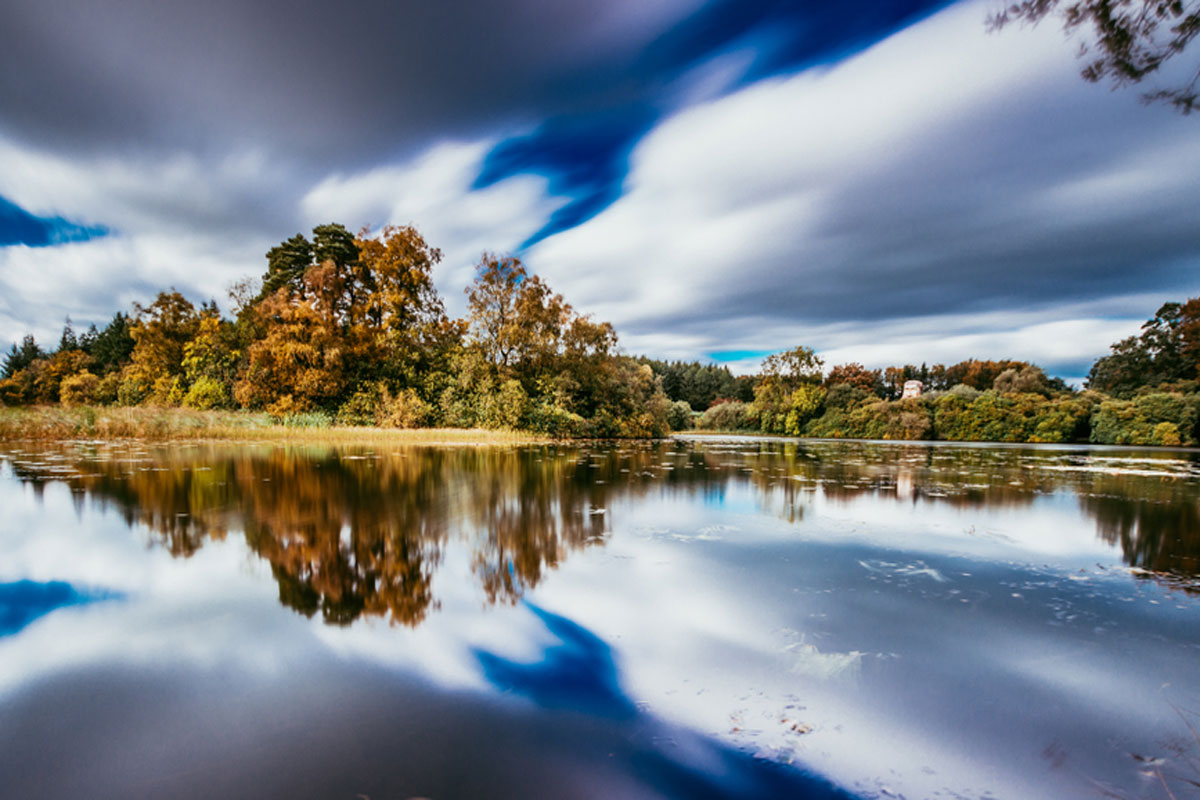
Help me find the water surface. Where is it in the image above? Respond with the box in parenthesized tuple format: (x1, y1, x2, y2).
(1, 437, 1198, 799)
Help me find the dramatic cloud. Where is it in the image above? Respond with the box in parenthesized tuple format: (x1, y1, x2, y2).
(0, 0, 1197, 377)
(0, 196, 107, 248)
(521, 0, 1200, 376)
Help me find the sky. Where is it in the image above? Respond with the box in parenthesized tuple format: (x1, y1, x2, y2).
(1, 0, 1198, 382)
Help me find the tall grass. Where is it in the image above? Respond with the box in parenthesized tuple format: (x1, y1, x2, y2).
(0, 406, 548, 445)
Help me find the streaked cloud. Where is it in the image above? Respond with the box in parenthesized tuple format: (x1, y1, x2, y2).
(0, 0, 1197, 376)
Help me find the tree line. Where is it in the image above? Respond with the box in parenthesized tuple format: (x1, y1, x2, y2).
(0, 224, 670, 437)
(668, 298, 1200, 446)
(2, 226, 1198, 444)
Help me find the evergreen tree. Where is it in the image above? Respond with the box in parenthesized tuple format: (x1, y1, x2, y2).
(2, 334, 44, 378)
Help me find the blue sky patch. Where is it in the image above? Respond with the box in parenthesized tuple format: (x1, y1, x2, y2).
(708, 349, 776, 363)
(0, 195, 108, 248)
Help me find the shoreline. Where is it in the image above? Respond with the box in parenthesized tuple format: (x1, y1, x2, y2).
(0, 406, 549, 445)
(674, 430, 1200, 453)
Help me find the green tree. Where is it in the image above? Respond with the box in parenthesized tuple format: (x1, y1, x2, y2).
(1088, 300, 1198, 396)
(58, 317, 79, 352)
(89, 313, 135, 374)
(262, 233, 315, 298)
(2, 335, 44, 378)
(989, 0, 1200, 113)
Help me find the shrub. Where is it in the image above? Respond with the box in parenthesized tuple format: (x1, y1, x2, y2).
(336, 384, 383, 426)
(1091, 392, 1199, 445)
(94, 372, 121, 405)
(0, 370, 33, 406)
(60, 371, 100, 406)
(116, 366, 153, 406)
(784, 384, 826, 435)
(697, 400, 750, 431)
(527, 402, 586, 437)
(182, 376, 229, 410)
(378, 388, 431, 429)
(666, 400, 693, 431)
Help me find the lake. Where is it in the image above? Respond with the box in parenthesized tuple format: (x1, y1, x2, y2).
(1, 435, 1197, 799)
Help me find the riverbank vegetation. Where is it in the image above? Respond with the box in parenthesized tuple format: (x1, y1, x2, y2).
(0, 406, 544, 444)
(663, 299, 1200, 446)
(0, 224, 669, 439)
(2, 221, 1197, 445)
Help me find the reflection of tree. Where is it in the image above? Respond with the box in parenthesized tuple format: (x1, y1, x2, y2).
(5, 438, 1200, 621)
(2, 444, 669, 625)
(1080, 476, 1200, 585)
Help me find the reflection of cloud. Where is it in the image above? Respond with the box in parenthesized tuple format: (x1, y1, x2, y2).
(785, 641, 865, 681)
(2, 440, 1197, 800)
(475, 603, 634, 717)
(473, 602, 859, 799)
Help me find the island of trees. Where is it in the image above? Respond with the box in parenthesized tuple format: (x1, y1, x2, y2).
(2, 222, 1198, 446)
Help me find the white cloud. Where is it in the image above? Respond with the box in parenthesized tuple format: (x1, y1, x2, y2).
(2, 0, 1197, 374)
(516, 0, 1200, 372)
(0, 137, 290, 346)
(300, 140, 565, 318)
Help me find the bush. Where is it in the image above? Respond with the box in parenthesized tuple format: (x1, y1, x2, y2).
(492, 379, 529, 429)
(0, 370, 33, 406)
(527, 402, 587, 437)
(182, 376, 229, 410)
(116, 367, 153, 406)
(697, 400, 750, 431)
(94, 372, 121, 405)
(60, 371, 100, 406)
(378, 388, 431, 429)
(336, 384, 383, 426)
(666, 400, 693, 431)
(1091, 392, 1199, 445)
(784, 384, 826, 435)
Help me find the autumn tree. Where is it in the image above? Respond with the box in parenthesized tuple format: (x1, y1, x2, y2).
(940, 359, 1033, 392)
(464, 254, 586, 391)
(993, 364, 1054, 395)
(352, 225, 454, 396)
(235, 278, 347, 414)
(462, 253, 667, 435)
(989, 0, 1200, 112)
(825, 362, 884, 396)
(120, 291, 202, 404)
(181, 316, 240, 409)
(466, 254, 543, 372)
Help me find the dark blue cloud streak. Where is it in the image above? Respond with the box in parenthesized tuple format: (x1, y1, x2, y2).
(476, 0, 956, 247)
(473, 108, 657, 249)
(474, 602, 860, 800)
(0, 195, 108, 247)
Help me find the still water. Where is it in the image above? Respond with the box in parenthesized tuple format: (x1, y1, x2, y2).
(1, 436, 1198, 799)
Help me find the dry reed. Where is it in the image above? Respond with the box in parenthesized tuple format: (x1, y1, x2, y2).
(0, 406, 548, 445)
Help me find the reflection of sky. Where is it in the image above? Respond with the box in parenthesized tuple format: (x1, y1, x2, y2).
(1, 446, 1199, 799)
(0, 580, 112, 637)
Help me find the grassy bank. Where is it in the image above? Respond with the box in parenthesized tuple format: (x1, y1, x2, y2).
(0, 406, 548, 445)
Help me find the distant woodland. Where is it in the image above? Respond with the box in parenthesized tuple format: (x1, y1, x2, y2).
(2, 223, 1199, 445)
